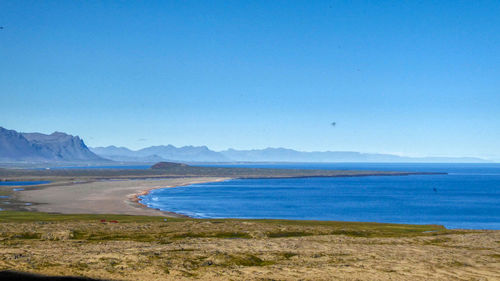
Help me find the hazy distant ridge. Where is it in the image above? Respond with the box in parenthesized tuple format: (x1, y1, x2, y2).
(1, 126, 489, 163)
(91, 145, 490, 163)
(91, 145, 230, 162)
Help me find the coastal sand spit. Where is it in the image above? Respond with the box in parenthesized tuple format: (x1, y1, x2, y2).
(17, 177, 230, 217)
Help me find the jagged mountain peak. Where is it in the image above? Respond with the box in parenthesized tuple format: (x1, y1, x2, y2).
(0, 127, 107, 163)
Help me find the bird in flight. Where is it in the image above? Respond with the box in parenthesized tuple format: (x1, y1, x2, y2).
(331, 122, 336, 127)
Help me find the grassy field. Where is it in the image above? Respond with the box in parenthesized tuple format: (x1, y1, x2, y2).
(1, 211, 499, 280)
(0, 211, 446, 237)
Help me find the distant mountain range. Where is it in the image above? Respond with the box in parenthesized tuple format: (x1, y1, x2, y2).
(91, 145, 491, 163)
(0, 127, 106, 163)
(0, 126, 491, 164)
(90, 145, 229, 162)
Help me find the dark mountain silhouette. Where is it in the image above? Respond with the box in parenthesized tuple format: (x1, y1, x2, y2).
(0, 127, 107, 163)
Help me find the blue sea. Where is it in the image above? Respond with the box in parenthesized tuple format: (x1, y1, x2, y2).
(0, 181, 51, 186)
(33, 165, 151, 170)
(139, 163, 500, 229)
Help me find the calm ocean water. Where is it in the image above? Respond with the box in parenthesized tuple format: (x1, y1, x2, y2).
(139, 163, 500, 229)
(0, 181, 51, 186)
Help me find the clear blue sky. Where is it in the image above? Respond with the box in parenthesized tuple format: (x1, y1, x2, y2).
(1, 1, 499, 160)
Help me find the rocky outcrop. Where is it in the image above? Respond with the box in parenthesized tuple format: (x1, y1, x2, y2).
(151, 162, 189, 170)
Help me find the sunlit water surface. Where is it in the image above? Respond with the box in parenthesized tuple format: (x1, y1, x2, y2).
(139, 163, 500, 229)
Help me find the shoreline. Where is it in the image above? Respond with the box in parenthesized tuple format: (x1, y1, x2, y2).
(132, 172, 446, 218)
(11, 171, 445, 218)
(131, 177, 232, 214)
(17, 177, 232, 217)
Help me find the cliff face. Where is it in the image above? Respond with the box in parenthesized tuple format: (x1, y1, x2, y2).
(0, 127, 41, 160)
(0, 127, 107, 162)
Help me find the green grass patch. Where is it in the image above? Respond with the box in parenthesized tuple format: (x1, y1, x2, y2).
(222, 254, 273, 267)
(255, 219, 446, 238)
(280, 252, 298, 259)
(448, 260, 471, 267)
(168, 248, 196, 252)
(69, 262, 89, 270)
(0, 211, 449, 240)
(172, 232, 251, 239)
(0, 211, 185, 223)
(267, 231, 313, 238)
(71, 230, 163, 242)
(424, 237, 452, 245)
(13, 232, 41, 239)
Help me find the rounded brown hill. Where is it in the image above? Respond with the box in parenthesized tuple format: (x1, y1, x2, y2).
(151, 162, 189, 170)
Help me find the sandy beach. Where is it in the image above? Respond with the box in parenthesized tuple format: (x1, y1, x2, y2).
(17, 177, 231, 217)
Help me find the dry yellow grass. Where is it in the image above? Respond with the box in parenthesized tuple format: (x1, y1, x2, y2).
(0, 212, 499, 280)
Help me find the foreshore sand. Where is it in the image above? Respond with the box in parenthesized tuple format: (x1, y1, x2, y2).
(17, 177, 231, 217)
